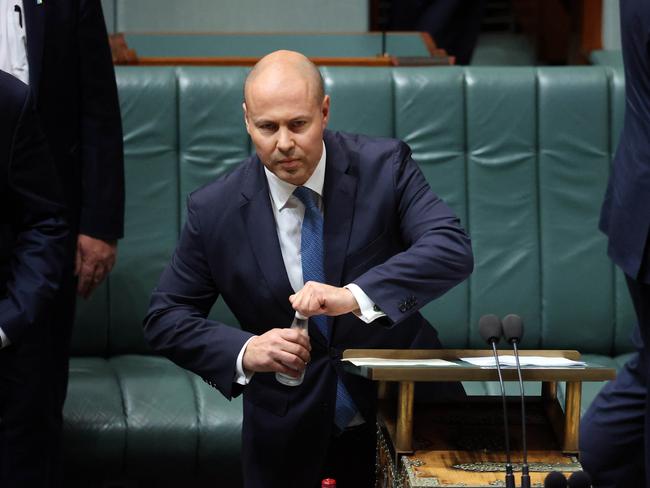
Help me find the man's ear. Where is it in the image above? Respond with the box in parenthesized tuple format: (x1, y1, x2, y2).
(242, 102, 251, 133)
(321, 95, 331, 127)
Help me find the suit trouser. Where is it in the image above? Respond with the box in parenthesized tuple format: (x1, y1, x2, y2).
(580, 275, 650, 487)
(0, 323, 53, 488)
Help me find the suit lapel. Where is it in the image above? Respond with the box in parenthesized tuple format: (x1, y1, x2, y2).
(322, 132, 357, 289)
(240, 160, 295, 318)
(322, 133, 357, 344)
(309, 131, 357, 347)
(23, 0, 46, 99)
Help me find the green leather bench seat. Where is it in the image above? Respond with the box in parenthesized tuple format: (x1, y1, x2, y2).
(64, 65, 633, 485)
(64, 356, 242, 480)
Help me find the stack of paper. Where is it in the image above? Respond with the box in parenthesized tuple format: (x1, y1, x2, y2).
(459, 356, 586, 368)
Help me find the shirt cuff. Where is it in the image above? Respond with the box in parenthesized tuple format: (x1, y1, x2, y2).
(234, 336, 256, 385)
(0, 326, 10, 349)
(344, 283, 386, 324)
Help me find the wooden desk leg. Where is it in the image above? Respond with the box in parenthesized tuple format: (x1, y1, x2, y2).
(542, 381, 558, 402)
(395, 381, 415, 453)
(542, 381, 566, 448)
(563, 381, 582, 453)
(377, 381, 389, 400)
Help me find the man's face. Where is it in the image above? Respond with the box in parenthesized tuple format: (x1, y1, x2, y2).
(244, 76, 330, 186)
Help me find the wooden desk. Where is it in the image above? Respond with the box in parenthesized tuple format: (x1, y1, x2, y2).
(342, 349, 615, 454)
(343, 349, 615, 486)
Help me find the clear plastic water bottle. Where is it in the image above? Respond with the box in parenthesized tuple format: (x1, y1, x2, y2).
(275, 312, 308, 386)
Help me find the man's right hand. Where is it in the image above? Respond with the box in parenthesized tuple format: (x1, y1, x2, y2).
(242, 328, 311, 378)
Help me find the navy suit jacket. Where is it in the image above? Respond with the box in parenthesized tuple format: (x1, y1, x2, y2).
(23, 0, 124, 239)
(0, 71, 68, 345)
(600, 0, 650, 282)
(144, 130, 473, 486)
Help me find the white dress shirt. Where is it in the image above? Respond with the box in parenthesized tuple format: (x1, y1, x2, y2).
(0, 0, 27, 349)
(234, 142, 385, 384)
(0, 0, 29, 84)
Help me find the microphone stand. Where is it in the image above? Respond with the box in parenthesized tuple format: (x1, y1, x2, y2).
(489, 340, 516, 488)
(512, 339, 530, 488)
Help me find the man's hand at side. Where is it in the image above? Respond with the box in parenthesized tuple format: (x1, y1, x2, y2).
(75, 234, 117, 299)
(242, 328, 311, 378)
(289, 281, 360, 317)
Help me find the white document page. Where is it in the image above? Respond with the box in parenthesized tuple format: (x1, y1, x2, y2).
(459, 355, 586, 368)
(342, 358, 457, 367)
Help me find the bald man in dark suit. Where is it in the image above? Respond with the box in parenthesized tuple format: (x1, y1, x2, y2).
(144, 50, 472, 487)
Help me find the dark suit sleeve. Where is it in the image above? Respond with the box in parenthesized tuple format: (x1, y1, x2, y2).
(143, 195, 254, 399)
(0, 89, 69, 344)
(75, 0, 124, 240)
(353, 142, 473, 323)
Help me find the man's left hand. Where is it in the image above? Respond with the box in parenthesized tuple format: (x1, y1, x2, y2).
(289, 281, 360, 317)
(75, 234, 117, 299)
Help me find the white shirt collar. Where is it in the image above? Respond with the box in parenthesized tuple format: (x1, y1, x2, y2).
(264, 141, 326, 210)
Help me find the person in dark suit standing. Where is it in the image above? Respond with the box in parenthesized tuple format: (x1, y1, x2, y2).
(580, 1, 650, 486)
(389, 0, 487, 65)
(0, 70, 69, 488)
(144, 50, 473, 487)
(3, 1, 124, 485)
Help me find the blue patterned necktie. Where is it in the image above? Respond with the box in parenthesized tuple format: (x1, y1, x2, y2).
(293, 186, 358, 431)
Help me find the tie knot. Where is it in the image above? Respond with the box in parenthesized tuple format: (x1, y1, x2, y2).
(293, 186, 319, 211)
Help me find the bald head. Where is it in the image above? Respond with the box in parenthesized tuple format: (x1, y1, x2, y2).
(244, 50, 325, 105)
(242, 50, 330, 187)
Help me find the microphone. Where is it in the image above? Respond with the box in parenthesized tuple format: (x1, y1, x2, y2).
(478, 314, 515, 488)
(567, 471, 592, 487)
(503, 313, 530, 488)
(544, 471, 567, 488)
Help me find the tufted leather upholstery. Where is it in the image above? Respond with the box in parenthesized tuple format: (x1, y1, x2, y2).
(64, 65, 633, 484)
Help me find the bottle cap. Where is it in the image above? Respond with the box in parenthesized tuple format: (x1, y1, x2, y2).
(321, 478, 336, 487)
